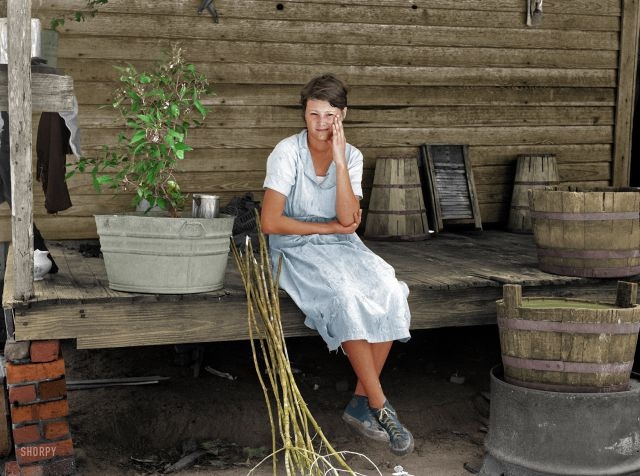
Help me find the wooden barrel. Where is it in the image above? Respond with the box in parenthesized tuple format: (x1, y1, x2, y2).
(364, 156, 430, 241)
(529, 187, 640, 278)
(507, 154, 559, 233)
(497, 283, 640, 392)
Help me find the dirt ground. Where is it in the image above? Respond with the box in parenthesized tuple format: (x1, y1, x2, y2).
(42, 325, 498, 476)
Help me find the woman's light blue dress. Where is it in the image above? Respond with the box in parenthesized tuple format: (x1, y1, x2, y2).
(264, 130, 411, 351)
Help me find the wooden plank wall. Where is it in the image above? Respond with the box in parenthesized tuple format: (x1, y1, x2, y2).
(0, 0, 630, 240)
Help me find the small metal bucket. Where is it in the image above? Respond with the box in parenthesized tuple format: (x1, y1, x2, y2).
(192, 194, 219, 218)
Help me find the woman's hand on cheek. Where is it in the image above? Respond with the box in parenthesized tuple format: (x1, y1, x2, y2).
(331, 112, 347, 166)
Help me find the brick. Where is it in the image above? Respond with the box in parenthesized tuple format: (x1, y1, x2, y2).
(43, 421, 69, 440)
(4, 339, 31, 363)
(39, 379, 67, 401)
(6, 359, 65, 385)
(30, 341, 60, 364)
(15, 438, 74, 465)
(12, 424, 41, 445)
(4, 460, 20, 476)
(11, 400, 69, 425)
(8, 384, 37, 404)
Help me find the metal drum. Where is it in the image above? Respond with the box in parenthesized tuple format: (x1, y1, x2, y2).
(480, 366, 640, 476)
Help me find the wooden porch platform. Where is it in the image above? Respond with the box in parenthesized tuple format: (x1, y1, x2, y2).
(2, 231, 635, 350)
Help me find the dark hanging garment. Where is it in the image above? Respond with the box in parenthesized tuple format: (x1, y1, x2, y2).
(36, 112, 72, 213)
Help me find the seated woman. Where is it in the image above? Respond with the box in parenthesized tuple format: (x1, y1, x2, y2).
(260, 74, 414, 456)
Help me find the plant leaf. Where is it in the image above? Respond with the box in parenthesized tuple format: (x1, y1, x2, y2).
(193, 94, 207, 118)
(129, 130, 147, 144)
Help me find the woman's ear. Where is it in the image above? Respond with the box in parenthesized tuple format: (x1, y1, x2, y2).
(341, 107, 348, 120)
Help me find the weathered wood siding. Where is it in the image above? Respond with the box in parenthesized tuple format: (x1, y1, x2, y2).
(0, 0, 637, 240)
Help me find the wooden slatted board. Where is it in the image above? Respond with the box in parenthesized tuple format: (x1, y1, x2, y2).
(3, 232, 635, 349)
(420, 144, 482, 231)
(418, 145, 440, 233)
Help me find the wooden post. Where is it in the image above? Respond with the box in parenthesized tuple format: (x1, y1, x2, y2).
(502, 284, 522, 310)
(613, 0, 640, 187)
(7, 0, 34, 301)
(616, 281, 638, 308)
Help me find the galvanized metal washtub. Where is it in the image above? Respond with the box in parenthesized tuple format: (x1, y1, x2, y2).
(95, 213, 234, 294)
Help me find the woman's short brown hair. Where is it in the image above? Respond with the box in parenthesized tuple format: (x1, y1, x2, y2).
(300, 74, 348, 111)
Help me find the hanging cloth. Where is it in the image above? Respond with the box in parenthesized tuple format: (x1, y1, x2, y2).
(36, 111, 73, 213)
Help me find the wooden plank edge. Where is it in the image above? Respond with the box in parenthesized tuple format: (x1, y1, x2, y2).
(0, 72, 74, 112)
(612, 0, 640, 186)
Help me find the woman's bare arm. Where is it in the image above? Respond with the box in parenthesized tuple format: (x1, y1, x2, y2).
(260, 188, 360, 235)
(332, 112, 360, 226)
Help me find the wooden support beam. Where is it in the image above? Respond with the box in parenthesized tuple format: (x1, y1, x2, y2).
(613, 0, 640, 186)
(10, 280, 628, 349)
(0, 70, 74, 112)
(8, 0, 34, 301)
(5, 233, 636, 349)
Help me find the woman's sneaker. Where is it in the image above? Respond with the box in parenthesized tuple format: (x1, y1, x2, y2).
(371, 401, 414, 456)
(342, 395, 389, 442)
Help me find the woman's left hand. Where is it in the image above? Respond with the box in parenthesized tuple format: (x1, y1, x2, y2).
(331, 112, 347, 167)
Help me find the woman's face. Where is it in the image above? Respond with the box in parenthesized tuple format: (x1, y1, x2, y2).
(304, 99, 345, 143)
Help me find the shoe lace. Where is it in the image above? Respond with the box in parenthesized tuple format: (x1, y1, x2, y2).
(377, 407, 403, 440)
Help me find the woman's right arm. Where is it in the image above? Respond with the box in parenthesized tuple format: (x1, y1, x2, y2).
(261, 188, 360, 235)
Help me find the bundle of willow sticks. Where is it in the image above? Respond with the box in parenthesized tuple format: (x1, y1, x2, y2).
(232, 224, 377, 476)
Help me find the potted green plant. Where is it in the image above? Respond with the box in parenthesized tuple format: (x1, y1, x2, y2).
(70, 45, 234, 294)
(76, 44, 208, 216)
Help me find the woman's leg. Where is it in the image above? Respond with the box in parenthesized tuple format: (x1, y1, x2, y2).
(341, 339, 389, 408)
(341, 340, 391, 442)
(342, 339, 414, 455)
(353, 341, 392, 403)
